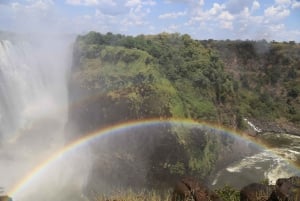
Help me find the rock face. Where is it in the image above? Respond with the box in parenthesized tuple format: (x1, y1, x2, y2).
(172, 177, 222, 201)
(240, 183, 274, 201)
(67, 35, 260, 193)
(240, 176, 300, 201)
(246, 118, 300, 136)
(0, 196, 12, 201)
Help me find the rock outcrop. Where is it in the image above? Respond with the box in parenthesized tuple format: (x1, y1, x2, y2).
(172, 177, 222, 201)
(240, 183, 274, 201)
(246, 118, 300, 136)
(0, 196, 12, 201)
(240, 176, 300, 201)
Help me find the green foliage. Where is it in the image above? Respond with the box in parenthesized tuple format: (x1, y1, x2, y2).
(260, 178, 270, 185)
(215, 185, 240, 201)
(92, 189, 172, 201)
(74, 32, 238, 123)
(92, 187, 241, 201)
(202, 39, 300, 122)
(71, 32, 300, 189)
(168, 162, 186, 175)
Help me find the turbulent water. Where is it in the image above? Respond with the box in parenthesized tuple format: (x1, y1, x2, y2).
(211, 133, 300, 188)
(0, 35, 300, 201)
(0, 37, 70, 141)
(0, 36, 78, 200)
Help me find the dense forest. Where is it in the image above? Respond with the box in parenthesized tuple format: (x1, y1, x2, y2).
(65, 31, 300, 197)
(70, 31, 300, 130)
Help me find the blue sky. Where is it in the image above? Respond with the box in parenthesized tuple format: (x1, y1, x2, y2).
(0, 0, 300, 41)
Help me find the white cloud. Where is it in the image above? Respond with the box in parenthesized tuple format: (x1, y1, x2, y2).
(275, 0, 291, 6)
(26, 0, 54, 10)
(125, 0, 141, 7)
(198, 0, 205, 6)
(142, 0, 156, 6)
(292, 0, 300, 8)
(264, 5, 290, 18)
(3, 0, 65, 33)
(188, 12, 210, 23)
(11, 0, 54, 18)
(252, 0, 260, 11)
(66, 0, 156, 7)
(220, 21, 233, 30)
(225, 0, 253, 14)
(125, 0, 156, 7)
(65, 0, 100, 6)
(241, 7, 251, 17)
(219, 11, 234, 21)
(158, 11, 186, 19)
(11, 0, 54, 11)
(208, 3, 225, 15)
(217, 10, 234, 30)
(269, 23, 285, 32)
(163, 24, 180, 32)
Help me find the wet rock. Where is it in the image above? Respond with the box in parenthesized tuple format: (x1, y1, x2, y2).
(240, 176, 300, 201)
(246, 118, 300, 136)
(172, 177, 222, 201)
(0, 196, 12, 201)
(268, 176, 300, 201)
(240, 183, 274, 201)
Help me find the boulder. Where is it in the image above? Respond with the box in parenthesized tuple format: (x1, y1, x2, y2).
(240, 176, 300, 201)
(267, 176, 300, 201)
(0, 196, 12, 201)
(240, 183, 274, 201)
(172, 177, 222, 201)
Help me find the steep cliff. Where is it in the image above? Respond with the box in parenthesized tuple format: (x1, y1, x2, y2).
(65, 32, 300, 193)
(201, 40, 300, 134)
(65, 32, 259, 193)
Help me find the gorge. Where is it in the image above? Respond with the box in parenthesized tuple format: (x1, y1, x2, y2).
(0, 31, 300, 201)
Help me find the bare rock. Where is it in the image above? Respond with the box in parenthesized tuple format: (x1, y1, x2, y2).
(240, 176, 300, 201)
(240, 183, 274, 201)
(172, 177, 222, 201)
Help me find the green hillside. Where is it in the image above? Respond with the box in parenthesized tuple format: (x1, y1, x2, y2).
(70, 32, 240, 125)
(202, 39, 300, 123)
(66, 31, 300, 195)
(70, 32, 300, 130)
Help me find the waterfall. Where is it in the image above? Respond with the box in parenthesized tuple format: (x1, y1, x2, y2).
(244, 118, 262, 133)
(0, 37, 70, 142)
(0, 35, 72, 197)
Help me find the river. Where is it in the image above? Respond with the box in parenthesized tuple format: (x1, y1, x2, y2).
(211, 132, 300, 189)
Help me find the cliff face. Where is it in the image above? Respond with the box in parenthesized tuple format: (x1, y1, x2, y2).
(67, 33, 300, 137)
(201, 40, 300, 134)
(65, 32, 300, 192)
(65, 32, 262, 192)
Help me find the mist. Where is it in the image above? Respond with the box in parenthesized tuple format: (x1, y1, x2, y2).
(0, 31, 94, 201)
(1, 1, 300, 200)
(0, 0, 97, 199)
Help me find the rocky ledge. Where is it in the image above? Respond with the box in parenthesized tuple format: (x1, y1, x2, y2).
(172, 176, 300, 201)
(246, 118, 300, 136)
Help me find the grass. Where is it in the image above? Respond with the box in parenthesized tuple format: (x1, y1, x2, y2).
(91, 189, 172, 201)
(88, 186, 240, 201)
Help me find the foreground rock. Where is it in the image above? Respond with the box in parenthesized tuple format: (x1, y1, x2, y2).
(172, 177, 222, 201)
(240, 176, 300, 201)
(0, 196, 12, 201)
(246, 118, 300, 136)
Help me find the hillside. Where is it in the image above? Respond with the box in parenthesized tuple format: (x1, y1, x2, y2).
(68, 32, 300, 132)
(65, 32, 300, 197)
(202, 39, 300, 132)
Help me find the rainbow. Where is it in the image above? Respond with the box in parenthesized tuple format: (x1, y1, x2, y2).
(7, 118, 300, 198)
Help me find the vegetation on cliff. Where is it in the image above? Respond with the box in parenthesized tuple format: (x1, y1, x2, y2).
(201, 39, 300, 123)
(67, 31, 300, 195)
(71, 32, 240, 125)
(72, 32, 300, 128)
